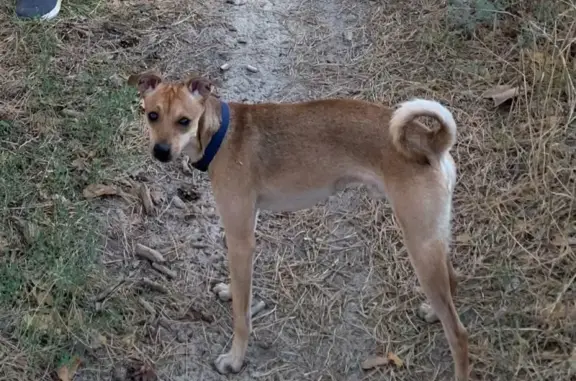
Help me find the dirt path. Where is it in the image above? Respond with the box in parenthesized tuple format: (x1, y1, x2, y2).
(209, 0, 309, 103)
(97, 1, 424, 380)
(144, 1, 394, 380)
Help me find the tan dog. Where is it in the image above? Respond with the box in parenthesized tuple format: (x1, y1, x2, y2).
(128, 71, 470, 381)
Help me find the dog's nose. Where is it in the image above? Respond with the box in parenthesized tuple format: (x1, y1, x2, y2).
(153, 143, 172, 162)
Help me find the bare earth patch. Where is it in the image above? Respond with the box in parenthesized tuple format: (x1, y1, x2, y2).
(0, 1, 574, 381)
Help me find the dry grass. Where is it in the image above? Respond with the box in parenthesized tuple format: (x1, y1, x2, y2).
(255, 0, 576, 379)
(290, 0, 576, 379)
(0, 0, 574, 380)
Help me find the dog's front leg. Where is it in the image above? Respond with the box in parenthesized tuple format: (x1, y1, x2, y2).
(213, 197, 257, 374)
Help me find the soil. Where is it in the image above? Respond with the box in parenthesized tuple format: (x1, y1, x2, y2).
(91, 0, 450, 380)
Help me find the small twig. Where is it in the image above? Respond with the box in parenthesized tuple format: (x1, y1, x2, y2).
(157, 317, 173, 331)
(151, 262, 177, 279)
(140, 278, 169, 294)
(90, 277, 126, 302)
(138, 183, 156, 215)
(251, 300, 266, 317)
(138, 297, 156, 316)
(549, 271, 576, 314)
(135, 243, 165, 263)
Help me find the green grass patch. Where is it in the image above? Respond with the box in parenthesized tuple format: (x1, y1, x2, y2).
(0, 1, 142, 374)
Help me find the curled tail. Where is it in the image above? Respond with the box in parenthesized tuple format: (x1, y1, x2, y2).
(389, 99, 457, 164)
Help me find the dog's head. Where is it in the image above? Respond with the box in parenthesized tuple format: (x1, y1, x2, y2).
(128, 71, 217, 163)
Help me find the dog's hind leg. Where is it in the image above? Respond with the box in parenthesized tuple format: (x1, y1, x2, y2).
(418, 256, 458, 323)
(388, 179, 469, 381)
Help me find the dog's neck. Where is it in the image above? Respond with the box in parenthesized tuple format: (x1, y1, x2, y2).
(193, 95, 229, 171)
(198, 96, 222, 144)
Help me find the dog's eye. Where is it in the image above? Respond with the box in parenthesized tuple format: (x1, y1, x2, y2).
(148, 112, 159, 121)
(178, 118, 191, 127)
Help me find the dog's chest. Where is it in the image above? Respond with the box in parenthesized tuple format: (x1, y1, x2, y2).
(256, 186, 337, 212)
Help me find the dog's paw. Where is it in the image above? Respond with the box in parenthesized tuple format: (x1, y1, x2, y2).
(213, 351, 245, 374)
(418, 303, 439, 323)
(212, 283, 231, 301)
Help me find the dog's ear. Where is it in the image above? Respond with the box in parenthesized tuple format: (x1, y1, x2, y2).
(187, 77, 215, 99)
(128, 71, 163, 96)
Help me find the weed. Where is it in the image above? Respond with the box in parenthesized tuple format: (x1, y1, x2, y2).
(447, 0, 505, 36)
(0, 1, 141, 376)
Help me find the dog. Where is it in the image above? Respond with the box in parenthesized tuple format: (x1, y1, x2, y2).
(128, 71, 470, 381)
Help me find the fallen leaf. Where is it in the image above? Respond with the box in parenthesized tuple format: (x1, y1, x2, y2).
(526, 49, 547, 66)
(387, 352, 404, 368)
(551, 234, 576, 247)
(83, 184, 118, 199)
(89, 332, 107, 349)
(62, 109, 81, 118)
(544, 115, 561, 129)
(542, 302, 576, 321)
(569, 346, 576, 371)
(135, 243, 165, 263)
(482, 85, 519, 107)
(138, 184, 156, 215)
(121, 333, 136, 347)
(182, 305, 214, 323)
(11, 217, 39, 245)
(57, 356, 81, 381)
(33, 289, 54, 306)
(23, 312, 54, 332)
(361, 356, 388, 370)
(0, 234, 8, 252)
(71, 158, 88, 171)
(126, 361, 157, 381)
(150, 190, 165, 205)
(177, 187, 200, 202)
(455, 233, 472, 243)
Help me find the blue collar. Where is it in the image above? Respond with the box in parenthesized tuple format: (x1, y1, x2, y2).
(192, 101, 230, 172)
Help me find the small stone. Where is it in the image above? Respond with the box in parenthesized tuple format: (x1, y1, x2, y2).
(237, 37, 248, 44)
(361, 356, 388, 370)
(181, 156, 193, 175)
(172, 196, 186, 209)
(220, 63, 231, 72)
(62, 109, 82, 118)
(212, 283, 231, 301)
(176, 329, 188, 343)
(150, 190, 165, 205)
(505, 277, 521, 293)
(343, 30, 353, 42)
(111, 363, 126, 381)
(418, 303, 439, 323)
(245, 65, 259, 73)
(251, 300, 266, 317)
(109, 74, 124, 87)
(226, 0, 246, 5)
(256, 340, 271, 350)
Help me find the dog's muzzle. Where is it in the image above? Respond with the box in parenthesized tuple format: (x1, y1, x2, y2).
(153, 143, 172, 162)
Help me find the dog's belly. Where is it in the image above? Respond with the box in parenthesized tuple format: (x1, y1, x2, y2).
(257, 186, 337, 212)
